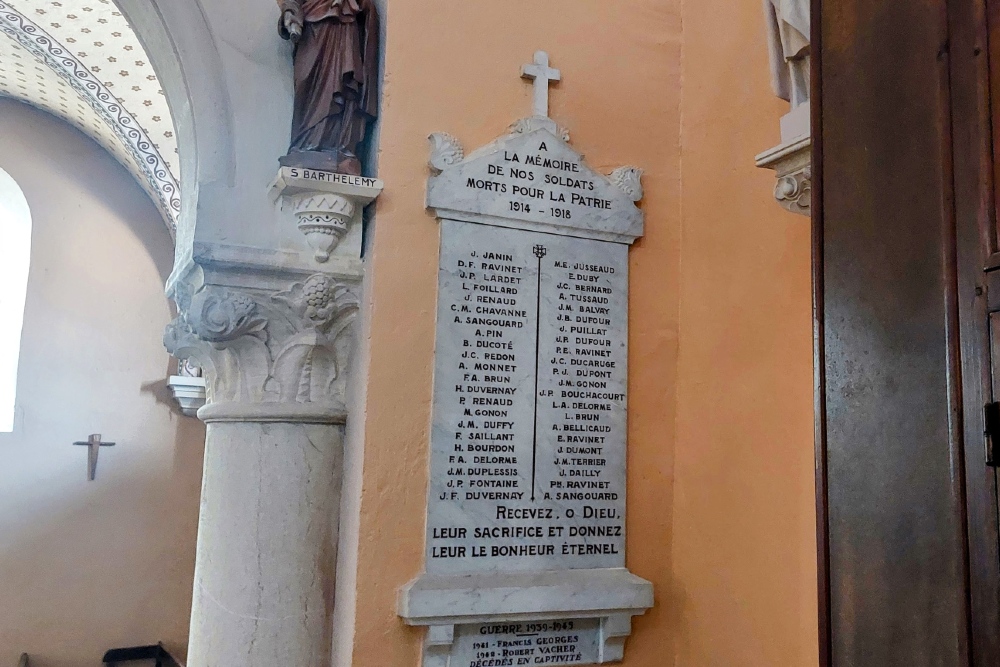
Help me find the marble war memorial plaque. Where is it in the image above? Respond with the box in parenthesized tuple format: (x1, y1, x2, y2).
(428, 220, 628, 573)
(399, 52, 654, 667)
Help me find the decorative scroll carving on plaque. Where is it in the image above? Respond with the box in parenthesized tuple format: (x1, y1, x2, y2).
(429, 132, 465, 173)
(609, 166, 644, 202)
(509, 117, 571, 143)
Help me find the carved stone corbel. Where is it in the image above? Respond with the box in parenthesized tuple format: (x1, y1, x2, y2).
(422, 625, 454, 667)
(755, 134, 811, 217)
(268, 168, 384, 265)
(598, 613, 634, 662)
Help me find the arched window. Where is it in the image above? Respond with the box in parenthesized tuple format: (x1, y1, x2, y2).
(0, 168, 31, 432)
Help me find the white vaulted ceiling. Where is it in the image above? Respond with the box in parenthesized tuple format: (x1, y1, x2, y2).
(0, 0, 180, 234)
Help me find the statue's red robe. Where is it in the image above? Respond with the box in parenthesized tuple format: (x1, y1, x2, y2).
(279, 0, 379, 173)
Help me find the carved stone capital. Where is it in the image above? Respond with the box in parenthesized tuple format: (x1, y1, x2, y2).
(164, 272, 359, 424)
(755, 134, 811, 217)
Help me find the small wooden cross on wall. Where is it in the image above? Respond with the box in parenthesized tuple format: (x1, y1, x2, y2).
(521, 50, 561, 118)
(73, 434, 115, 481)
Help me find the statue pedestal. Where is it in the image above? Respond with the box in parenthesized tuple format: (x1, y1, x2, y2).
(779, 101, 810, 143)
(269, 167, 384, 263)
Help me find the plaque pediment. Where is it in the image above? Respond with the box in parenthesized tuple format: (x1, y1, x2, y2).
(427, 120, 644, 245)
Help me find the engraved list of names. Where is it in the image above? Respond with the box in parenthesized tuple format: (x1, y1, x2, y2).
(426, 218, 629, 574)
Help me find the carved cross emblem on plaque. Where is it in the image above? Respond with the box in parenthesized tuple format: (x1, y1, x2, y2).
(520, 50, 561, 118)
(73, 434, 115, 481)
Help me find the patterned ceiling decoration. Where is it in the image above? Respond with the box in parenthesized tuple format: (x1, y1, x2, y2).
(0, 0, 180, 234)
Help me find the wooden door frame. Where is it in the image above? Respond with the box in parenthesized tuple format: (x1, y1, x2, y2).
(948, 0, 1000, 662)
(810, 0, 830, 663)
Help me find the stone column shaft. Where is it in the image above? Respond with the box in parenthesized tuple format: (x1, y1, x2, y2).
(187, 421, 343, 666)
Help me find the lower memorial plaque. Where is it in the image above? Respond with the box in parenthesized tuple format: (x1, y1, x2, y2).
(452, 619, 599, 667)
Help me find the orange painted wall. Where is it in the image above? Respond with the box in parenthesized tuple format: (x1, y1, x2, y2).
(348, 0, 815, 664)
(670, 0, 818, 665)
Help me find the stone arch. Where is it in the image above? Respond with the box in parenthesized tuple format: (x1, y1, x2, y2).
(113, 0, 235, 262)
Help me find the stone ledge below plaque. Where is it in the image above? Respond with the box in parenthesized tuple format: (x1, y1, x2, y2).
(399, 568, 653, 665)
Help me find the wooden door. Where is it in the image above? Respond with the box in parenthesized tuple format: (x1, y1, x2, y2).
(815, 0, 1000, 664)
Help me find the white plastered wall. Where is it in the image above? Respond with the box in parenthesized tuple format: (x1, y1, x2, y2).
(0, 98, 205, 666)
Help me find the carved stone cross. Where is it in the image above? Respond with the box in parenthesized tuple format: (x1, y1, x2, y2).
(520, 50, 561, 118)
(73, 434, 115, 481)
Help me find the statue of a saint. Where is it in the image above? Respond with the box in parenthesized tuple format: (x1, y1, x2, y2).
(764, 0, 810, 108)
(278, 0, 380, 175)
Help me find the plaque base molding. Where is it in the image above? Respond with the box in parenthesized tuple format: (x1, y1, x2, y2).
(399, 568, 654, 666)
